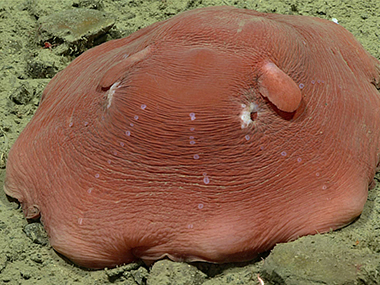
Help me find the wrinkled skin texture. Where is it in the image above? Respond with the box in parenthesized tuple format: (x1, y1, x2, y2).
(4, 6, 380, 269)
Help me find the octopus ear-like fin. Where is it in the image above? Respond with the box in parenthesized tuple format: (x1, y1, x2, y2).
(258, 61, 302, 112)
(98, 45, 153, 91)
(25, 204, 40, 219)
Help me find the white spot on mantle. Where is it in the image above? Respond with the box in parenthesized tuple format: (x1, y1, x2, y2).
(240, 102, 259, 129)
(106, 81, 121, 109)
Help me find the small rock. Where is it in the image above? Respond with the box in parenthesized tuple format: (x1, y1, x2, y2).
(37, 8, 115, 55)
(131, 266, 149, 285)
(9, 81, 34, 105)
(20, 269, 32, 280)
(105, 262, 141, 282)
(23, 223, 49, 246)
(261, 235, 372, 284)
(147, 259, 207, 285)
(27, 50, 63, 79)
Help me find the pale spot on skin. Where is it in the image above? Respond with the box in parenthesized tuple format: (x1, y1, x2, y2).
(106, 81, 121, 109)
(240, 102, 259, 129)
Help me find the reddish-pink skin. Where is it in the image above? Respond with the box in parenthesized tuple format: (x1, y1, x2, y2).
(4, 6, 380, 268)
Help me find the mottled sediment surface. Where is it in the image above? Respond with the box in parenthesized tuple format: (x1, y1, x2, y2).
(1, 0, 380, 284)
